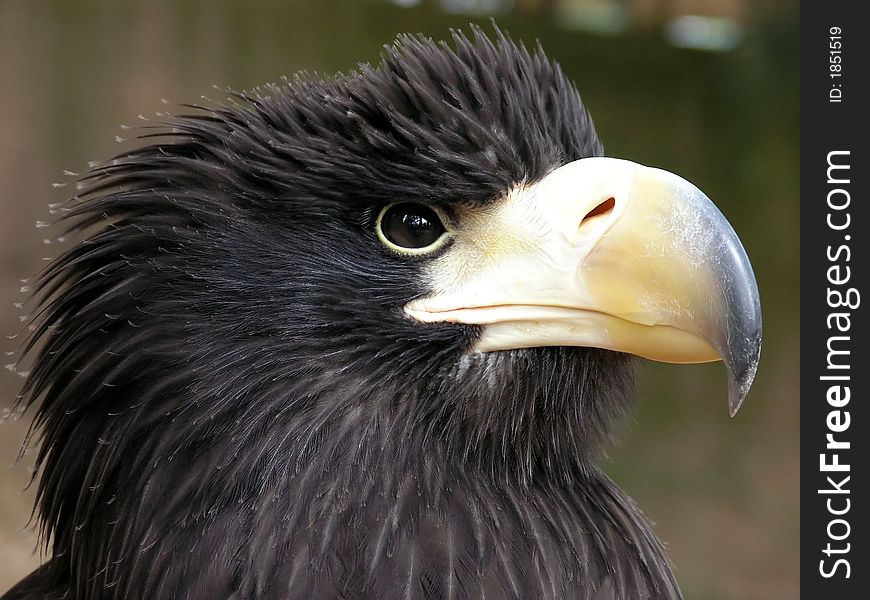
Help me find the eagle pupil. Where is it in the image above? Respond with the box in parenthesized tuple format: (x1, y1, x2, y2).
(382, 203, 445, 249)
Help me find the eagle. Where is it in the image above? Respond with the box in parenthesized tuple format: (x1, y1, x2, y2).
(3, 27, 761, 600)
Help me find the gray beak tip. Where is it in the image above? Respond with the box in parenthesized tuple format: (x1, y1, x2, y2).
(726, 337, 761, 417)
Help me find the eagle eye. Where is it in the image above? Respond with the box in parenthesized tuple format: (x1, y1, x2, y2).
(376, 203, 450, 255)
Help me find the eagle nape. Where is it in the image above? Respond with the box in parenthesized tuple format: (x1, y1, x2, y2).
(2, 26, 760, 600)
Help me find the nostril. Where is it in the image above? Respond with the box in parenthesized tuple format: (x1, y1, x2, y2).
(580, 197, 616, 229)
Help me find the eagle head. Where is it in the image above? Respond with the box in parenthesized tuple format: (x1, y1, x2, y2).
(10, 26, 760, 600)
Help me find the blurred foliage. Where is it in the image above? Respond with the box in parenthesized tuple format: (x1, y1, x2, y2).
(0, 1, 798, 598)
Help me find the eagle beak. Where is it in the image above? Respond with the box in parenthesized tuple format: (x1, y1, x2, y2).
(405, 157, 761, 415)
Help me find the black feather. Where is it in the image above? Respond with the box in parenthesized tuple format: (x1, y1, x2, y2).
(4, 26, 680, 599)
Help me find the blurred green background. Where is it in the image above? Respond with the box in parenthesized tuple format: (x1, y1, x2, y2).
(0, 0, 798, 598)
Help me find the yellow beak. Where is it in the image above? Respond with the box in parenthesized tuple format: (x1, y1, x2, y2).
(405, 158, 761, 415)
